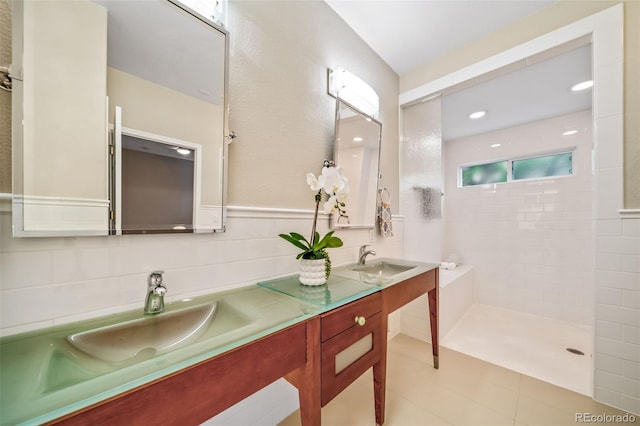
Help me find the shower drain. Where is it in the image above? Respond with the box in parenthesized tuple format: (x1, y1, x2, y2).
(566, 348, 585, 355)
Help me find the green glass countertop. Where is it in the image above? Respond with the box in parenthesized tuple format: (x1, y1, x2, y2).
(258, 258, 439, 312)
(257, 274, 379, 310)
(0, 258, 438, 425)
(0, 286, 319, 425)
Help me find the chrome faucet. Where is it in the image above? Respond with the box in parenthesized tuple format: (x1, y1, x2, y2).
(144, 271, 167, 315)
(358, 245, 376, 265)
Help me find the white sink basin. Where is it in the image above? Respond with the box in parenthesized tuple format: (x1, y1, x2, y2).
(352, 261, 416, 276)
(349, 260, 418, 284)
(67, 303, 217, 363)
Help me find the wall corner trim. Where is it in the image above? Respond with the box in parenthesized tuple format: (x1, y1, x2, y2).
(618, 209, 640, 219)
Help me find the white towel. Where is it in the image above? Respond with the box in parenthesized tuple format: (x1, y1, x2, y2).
(440, 261, 457, 270)
(378, 188, 394, 238)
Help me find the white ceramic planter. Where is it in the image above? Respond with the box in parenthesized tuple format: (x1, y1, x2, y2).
(298, 258, 328, 286)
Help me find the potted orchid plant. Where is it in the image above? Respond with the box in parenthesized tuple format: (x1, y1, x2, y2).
(279, 160, 349, 285)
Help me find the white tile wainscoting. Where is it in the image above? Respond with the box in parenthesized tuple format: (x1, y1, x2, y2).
(0, 206, 404, 335)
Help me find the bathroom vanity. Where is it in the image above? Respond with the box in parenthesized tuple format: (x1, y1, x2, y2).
(0, 261, 438, 426)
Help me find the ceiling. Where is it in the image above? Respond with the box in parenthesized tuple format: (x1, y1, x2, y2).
(95, 0, 225, 105)
(325, 0, 593, 139)
(325, 0, 554, 76)
(442, 44, 592, 140)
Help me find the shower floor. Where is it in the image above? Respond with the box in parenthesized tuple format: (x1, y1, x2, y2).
(441, 303, 592, 396)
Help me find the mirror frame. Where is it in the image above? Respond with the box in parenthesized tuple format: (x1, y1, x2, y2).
(331, 98, 382, 230)
(109, 1, 230, 235)
(10, 0, 230, 237)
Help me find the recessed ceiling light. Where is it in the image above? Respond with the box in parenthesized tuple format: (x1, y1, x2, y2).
(571, 80, 593, 91)
(469, 111, 486, 119)
(490, 143, 501, 148)
(353, 137, 363, 142)
(563, 130, 578, 136)
(176, 147, 191, 155)
(173, 225, 186, 230)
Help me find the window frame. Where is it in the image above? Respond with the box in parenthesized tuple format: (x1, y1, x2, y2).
(458, 148, 576, 188)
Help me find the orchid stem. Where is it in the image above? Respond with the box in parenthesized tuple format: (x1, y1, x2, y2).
(310, 190, 321, 246)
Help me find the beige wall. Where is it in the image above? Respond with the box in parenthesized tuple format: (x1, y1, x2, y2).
(108, 68, 224, 205)
(401, 0, 639, 209)
(2, 0, 400, 210)
(227, 0, 399, 209)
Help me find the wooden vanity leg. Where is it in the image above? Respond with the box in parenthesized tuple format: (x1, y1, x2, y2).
(373, 316, 388, 425)
(285, 317, 321, 426)
(428, 276, 439, 369)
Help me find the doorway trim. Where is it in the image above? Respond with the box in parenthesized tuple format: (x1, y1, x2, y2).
(400, 4, 623, 219)
(399, 3, 625, 410)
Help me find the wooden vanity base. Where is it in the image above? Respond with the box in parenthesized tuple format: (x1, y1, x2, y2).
(48, 269, 439, 426)
(48, 321, 310, 426)
(382, 268, 439, 368)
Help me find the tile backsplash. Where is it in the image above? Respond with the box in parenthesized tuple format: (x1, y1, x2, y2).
(0, 206, 403, 336)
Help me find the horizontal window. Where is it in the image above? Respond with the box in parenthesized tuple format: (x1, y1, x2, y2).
(512, 152, 572, 180)
(460, 150, 574, 187)
(461, 161, 507, 186)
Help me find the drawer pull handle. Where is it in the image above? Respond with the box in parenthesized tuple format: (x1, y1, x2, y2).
(354, 316, 366, 326)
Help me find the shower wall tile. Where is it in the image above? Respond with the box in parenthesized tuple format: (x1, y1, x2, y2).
(443, 110, 594, 325)
(622, 360, 640, 380)
(595, 353, 622, 374)
(595, 215, 640, 414)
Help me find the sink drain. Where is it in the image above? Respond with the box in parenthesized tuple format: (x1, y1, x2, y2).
(566, 348, 585, 355)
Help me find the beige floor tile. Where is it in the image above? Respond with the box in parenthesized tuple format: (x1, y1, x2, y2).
(320, 397, 377, 426)
(519, 375, 627, 416)
(280, 334, 635, 426)
(388, 333, 435, 365)
(439, 346, 522, 391)
(395, 380, 514, 426)
(427, 367, 519, 419)
(384, 395, 453, 426)
(278, 410, 301, 426)
(516, 394, 584, 426)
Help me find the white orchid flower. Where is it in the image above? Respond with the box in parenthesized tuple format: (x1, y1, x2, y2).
(323, 196, 338, 214)
(306, 173, 324, 191)
(321, 166, 347, 196)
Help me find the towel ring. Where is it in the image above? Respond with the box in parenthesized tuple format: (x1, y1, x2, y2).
(378, 187, 390, 203)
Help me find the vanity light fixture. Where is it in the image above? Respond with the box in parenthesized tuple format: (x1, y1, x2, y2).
(176, 147, 191, 155)
(563, 130, 578, 136)
(469, 111, 486, 119)
(328, 66, 379, 119)
(571, 80, 593, 91)
(490, 143, 501, 148)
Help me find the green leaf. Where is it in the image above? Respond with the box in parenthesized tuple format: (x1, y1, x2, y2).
(325, 236, 343, 248)
(315, 231, 335, 249)
(289, 232, 308, 243)
(279, 233, 310, 251)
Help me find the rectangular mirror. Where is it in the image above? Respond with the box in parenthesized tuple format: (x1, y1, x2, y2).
(332, 99, 382, 229)
(11, 0, 228, 237)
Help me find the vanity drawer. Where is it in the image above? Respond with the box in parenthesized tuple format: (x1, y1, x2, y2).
(320, 292, 381, 342)
(321, 311, 383, 406)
